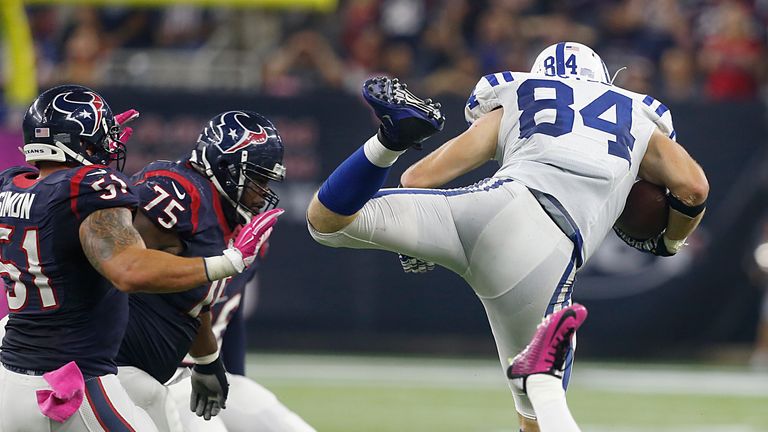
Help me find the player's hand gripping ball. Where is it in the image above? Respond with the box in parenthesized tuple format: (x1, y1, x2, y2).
(615, 180, 669, 240)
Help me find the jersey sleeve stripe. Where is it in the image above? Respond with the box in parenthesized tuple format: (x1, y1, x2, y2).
(669, 130, 677, 140)
(142, 170, 201, 233)
(501, 71, 514, 82)
(555, 42, 566, 76)
(642, 95, 655, 106)
(484, 74, 499, 87)
(69, 165, 101, 219)
(467, 94, 479, 109)
(654, 103, 669, 117)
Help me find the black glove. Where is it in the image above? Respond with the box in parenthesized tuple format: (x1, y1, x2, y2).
(190, 356, 229, 420)
(613, 226, 675, 257)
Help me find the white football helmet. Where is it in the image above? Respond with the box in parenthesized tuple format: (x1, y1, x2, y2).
(530, 42, 611, 84)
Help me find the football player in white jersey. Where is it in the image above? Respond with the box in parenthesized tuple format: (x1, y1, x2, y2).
(306, 42, 708, 431)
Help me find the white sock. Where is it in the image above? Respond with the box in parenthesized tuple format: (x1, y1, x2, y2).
(362, 134, 405, 168)
(526, 374, 581, 432)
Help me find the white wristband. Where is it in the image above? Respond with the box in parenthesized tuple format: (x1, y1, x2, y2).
(663, 236, 687, 254)
(203, 248, 244, 281)
(191, 349, 220, 365)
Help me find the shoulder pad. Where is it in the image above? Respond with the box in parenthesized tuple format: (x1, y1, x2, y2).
(0, 166, 37, 179)
(0, 166, 36, 187)
(465, 72, 517, 125)
(639, 95, 676, 141)
(70, 165, 138, 220)
(135, 169, 202, 233)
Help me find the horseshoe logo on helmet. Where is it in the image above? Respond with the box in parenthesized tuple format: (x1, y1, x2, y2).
(215, 111, 269, 154)
(51, 91, 106, 137)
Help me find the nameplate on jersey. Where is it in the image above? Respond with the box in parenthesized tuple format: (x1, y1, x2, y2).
(0, 192, 36, 219)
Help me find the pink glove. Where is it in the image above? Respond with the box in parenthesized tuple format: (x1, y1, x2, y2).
(205, 209, 284, 280)
(115, 109, 139, 125)
(232, 208, 284, 268)
(114, 109, 140, 145)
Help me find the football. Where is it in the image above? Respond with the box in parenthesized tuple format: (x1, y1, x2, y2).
(615, 180, 669, 240)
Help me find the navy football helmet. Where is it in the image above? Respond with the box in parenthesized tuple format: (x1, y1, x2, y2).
(190, 111, 286, 223)
(22, 85, 126, 170)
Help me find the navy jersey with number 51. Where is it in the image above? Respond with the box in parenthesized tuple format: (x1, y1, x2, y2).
(0, 165, 138, 377)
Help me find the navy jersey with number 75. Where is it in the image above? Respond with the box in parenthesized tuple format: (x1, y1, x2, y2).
(116, 160, 235, 383)
(0, 165, 138, 377)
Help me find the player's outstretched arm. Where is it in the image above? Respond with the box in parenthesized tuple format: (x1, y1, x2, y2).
(80, 207, 283, 293)
(80, 207, 210, 293)
(400, 108, 501, 188)
(638, 129, 709, 253)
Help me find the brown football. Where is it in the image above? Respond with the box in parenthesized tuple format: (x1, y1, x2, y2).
(615, 180, 669, 240)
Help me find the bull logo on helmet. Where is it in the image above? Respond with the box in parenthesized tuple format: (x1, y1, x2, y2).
(215, 111, 269, 154)
(51, 91, 106, 137)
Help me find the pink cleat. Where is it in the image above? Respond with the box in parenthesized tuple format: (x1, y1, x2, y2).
(507, 304, 588, 391)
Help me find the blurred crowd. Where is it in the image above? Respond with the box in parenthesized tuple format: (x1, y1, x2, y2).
(20, 0, 768, 102)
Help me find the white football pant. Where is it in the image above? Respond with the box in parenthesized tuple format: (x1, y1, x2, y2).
(117, 366, 184, 432)
(0, 366, 157, 432)
(309, 179, 576, 419)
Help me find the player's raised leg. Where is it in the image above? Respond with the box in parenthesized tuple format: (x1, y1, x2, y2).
(507, 304, 588, 432)
(307, 77, 444, 234)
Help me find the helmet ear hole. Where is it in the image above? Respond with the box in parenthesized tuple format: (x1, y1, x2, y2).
(217, 159, 235, 184)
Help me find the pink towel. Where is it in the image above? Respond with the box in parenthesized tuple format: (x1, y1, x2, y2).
(35, 361, 85, 422)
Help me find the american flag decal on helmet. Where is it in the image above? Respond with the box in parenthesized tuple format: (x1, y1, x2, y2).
(34, 128, 50, 138)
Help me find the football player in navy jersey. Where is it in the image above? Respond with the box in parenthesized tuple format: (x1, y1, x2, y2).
(115, 111, 309, 432)
(0, 86, 278, 432)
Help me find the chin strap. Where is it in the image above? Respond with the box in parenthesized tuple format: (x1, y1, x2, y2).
(610, 67, 627, 85)
(56, 141, 92, 166)
(192, 147, 253, 223)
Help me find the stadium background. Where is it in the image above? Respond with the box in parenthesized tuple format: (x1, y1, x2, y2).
(1, 0, 768, 430)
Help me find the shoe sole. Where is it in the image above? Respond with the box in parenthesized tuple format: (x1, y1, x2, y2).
(364, 77, 442, 121)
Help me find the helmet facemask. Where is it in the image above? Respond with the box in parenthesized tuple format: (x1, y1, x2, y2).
(104, 123, 128, 172)
(80, 119, 127, 170)
(218, 153, 286, 223)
